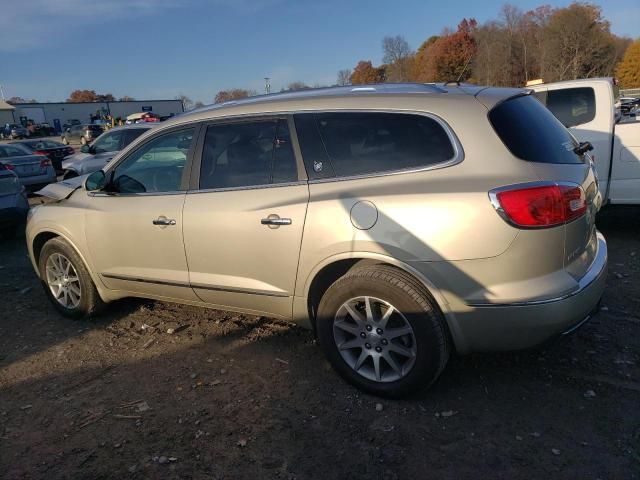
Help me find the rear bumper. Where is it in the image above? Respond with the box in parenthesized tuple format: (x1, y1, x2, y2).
(451, 231, 607, 353)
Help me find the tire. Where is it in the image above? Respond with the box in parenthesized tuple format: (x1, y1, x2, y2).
(80, 137, 87, 145)
(316, 265, 450, 398)
(62, 170, 79, 180)
(61, 137, 68, 145)
(38, 237, 104, 319)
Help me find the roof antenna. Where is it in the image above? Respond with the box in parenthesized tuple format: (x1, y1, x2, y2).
(455, 53, 474, 84)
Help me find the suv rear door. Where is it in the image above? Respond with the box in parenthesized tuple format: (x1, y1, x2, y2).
(182, 117, 308, 319)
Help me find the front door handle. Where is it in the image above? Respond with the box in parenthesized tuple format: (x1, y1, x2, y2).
(153, 217, 176, 226)
(261, 216, 292, 226)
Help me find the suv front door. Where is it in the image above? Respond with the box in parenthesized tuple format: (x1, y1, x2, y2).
(84, 126, 199, 301)
(182, 117, 308, 318)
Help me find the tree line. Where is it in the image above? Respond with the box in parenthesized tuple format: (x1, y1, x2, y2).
(210, 1, 638, 104)
(343, 3, 637, 88)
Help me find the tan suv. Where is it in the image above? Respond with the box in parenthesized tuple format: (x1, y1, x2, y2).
(27, 84, 607, 396)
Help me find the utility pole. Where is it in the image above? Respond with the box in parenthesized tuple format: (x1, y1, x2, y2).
(264, 77, 271, 95)
(0, 84, 5, 101)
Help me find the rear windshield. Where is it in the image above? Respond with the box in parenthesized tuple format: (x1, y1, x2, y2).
(489, 94, 583, 164)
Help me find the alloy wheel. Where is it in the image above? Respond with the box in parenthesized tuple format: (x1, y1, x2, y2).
(333, 296, 417, 383)
(45, 253, 82, 309)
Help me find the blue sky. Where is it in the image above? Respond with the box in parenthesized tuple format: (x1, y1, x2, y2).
(1, 0, 638, 104)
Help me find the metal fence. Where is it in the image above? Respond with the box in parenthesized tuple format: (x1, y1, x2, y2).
(621, 88, 640, 98)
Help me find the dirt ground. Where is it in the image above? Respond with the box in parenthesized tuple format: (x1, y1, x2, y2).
(0, 207, 638, 480)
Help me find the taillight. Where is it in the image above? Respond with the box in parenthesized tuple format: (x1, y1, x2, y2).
(490, 183, 587, 228)
(34, 150, 49, 156)
(3, 163, 15, 170)
(40, 158, 51, 168)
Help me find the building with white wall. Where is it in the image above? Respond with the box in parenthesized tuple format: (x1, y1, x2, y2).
(11, 100, 184, 133)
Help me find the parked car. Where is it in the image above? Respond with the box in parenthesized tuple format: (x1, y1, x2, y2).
(529, 78, 640, 205)
(61, 124, 155, 179)
(125, 112, 160, 124)
(619, 96, 640, 116)
(1, 123, 28, 140)
(12, 139, 75, 172)
(0, 165, 29, 238)
(0, 143, 56, 189)
(63, 119, 82, 130)
(28, 83, 606, 397)
(61, 124, 103, 145)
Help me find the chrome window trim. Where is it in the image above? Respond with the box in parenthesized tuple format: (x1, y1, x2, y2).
(88, 190, 187, 198)
(187, 180, 307, 195)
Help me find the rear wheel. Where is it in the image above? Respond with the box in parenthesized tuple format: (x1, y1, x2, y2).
(38, 237, 103, 319)
(316, 265, 450, 397)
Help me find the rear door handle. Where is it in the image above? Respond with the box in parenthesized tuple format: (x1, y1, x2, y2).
(153, 217, 176, 226)
(261, 216, 292, 226)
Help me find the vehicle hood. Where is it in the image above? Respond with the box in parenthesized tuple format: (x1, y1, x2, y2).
(62, 151, 118, 175)
(36, 174, 88, 200)
(61, 152, 92, 169)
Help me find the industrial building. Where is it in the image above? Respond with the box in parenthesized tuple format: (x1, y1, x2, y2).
(4, 99, 184, 133)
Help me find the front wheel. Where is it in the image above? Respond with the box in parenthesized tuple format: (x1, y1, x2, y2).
(316, 265, 450, 398)
(38, 237, 104, 319)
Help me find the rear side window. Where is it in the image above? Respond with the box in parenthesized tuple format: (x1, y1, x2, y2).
(489, 95, 582, 164)
(295, 112, 455, 179)
(199, 119, 298, 190)
(534, 87, 596, 127)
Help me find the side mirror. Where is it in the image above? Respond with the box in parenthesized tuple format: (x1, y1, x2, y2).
(80, 144, 90, 154)
(85, 170, 106, 191)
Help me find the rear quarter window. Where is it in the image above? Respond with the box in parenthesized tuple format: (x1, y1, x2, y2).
(294, 112, 456, 179)
(534, 87, 596, 128)
(489, 95, 583, 164)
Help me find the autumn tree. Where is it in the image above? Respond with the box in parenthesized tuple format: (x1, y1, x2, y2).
(119, 95, 136, 101)
(414, 19, 477, 82)
(175, 94, 193, 110)
(382, 35, 415, 82)
(281, 81, 310, 92)
(193, 101, 205, 109)
(616, 39, 640, 88)
(350, 61, 386, 84)
(6, 96, 37, 104)
(96, 93, 115, 102)
(214, 89, 253, 103)
(337, 69, 352, 86)
(67, 90, 99, 102)
(542, 3, 624, 81)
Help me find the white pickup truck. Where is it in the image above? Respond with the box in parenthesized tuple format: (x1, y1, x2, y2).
(530, 78, 640, 205)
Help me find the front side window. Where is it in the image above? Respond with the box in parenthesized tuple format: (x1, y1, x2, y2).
(92, 131, 124, 153)
(111, 128, 194, 194)
(199, 119, 298, 190)
(295, 112, 455, 179)
(534, 87, 596, 128)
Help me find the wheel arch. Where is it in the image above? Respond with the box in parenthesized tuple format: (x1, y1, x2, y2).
(303, 253, 457, 343)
